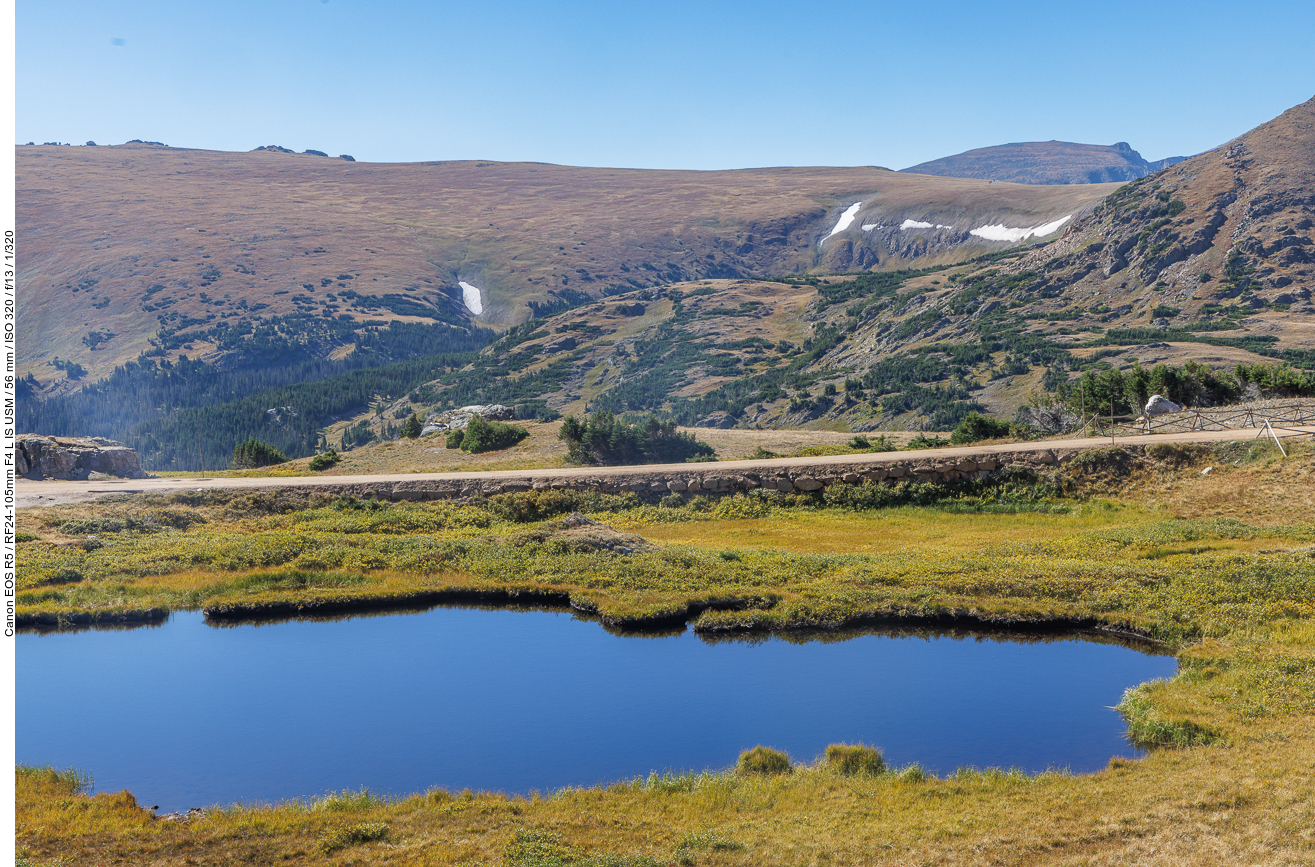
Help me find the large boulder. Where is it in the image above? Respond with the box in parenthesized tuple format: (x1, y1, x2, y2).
(16, 435, 149, 480)
(1144, 395, 1182, 417)
(420, 405, 516, 437)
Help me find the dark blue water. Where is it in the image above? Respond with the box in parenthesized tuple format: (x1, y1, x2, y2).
(17, 607, 1175, 811)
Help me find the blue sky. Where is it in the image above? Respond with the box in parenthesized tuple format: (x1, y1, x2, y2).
(16, 0, 1315, 170)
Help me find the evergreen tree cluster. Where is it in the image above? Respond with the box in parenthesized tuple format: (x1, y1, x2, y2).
(445, 415, 528, 454)
(18, 321, 491, 471)
(230, 438, 288, 469)
(558, 412, 714, 465)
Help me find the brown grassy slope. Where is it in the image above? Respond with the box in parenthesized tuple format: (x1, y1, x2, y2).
(996, 94, 1315, 329)
(903, 140, 1182, 184)
(16, 144, 1114, 381)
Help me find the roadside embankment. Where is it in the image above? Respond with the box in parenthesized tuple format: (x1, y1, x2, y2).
(18, 426, 1313, 508)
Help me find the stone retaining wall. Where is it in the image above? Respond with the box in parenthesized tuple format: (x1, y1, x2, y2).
(309, 447, 1088, 503)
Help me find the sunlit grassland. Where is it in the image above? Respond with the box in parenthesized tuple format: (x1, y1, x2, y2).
(16, 484, 1315, 637)
(15, 442, 1315, 865)
(615, 504, 1289, 556)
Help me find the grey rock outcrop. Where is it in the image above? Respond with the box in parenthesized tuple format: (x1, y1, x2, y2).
(696, 410, 737, 429)
(420, 405, 517, 437)
(16, 435, 149, 480)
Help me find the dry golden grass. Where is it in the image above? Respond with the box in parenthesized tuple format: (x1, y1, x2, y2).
(622, 505, 1282, 558)
(1119, 441, 1315, 526)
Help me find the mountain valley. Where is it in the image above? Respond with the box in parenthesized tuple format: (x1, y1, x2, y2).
(16, 97, 1315, 469)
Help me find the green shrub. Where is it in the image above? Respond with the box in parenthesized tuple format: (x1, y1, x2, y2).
(847, 434, 898, 452)
(461, 415, 529, 453)
(823, 480, 937, 511)
(559, 411, 714, 465)
(309, 450, 340, 471)
(485, 489, 634, 523)
(400, 413, 423, 439)
(230, 438, 288, 469)
(1234, 362, 1315, 397)
(736, 746, 792, 775)
(950, 411, 1012, 444)
(445, 429, 465, 449)
(907, 433, 950, 449)
(825, 743, 886, 776)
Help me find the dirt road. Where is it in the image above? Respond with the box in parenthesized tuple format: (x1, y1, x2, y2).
(17, 426, 1313, 509)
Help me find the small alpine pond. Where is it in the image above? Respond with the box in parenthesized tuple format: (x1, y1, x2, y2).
(17, 606, 1176, 812)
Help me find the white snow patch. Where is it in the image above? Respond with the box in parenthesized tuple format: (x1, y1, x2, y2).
(821, 201, 862, 244)
(970, 214, 1072, 243)
(900, 219, 956, 231)
(861, 223, 879, 231)
(459, 281, 484, 315)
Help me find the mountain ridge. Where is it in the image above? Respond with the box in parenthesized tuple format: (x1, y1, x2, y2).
(902, 140, 1188, 185)
(16, 145, 1111, 383)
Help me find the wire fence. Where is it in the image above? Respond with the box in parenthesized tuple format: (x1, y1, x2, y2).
(1066, 399, 1315, 447)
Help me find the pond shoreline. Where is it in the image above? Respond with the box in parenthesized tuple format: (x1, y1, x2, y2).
(19, 591, 1167, 650)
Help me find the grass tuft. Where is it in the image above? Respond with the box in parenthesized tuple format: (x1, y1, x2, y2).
(893, 764, 929, 783)
(16, 765, 94, 796)
(737, 746, 793, 775)
(825, 743, 886, 776)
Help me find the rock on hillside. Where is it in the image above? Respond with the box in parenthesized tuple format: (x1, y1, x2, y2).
(17, 435, 149, 480)
(903, 141, 1187, 185)
(420, 404, 517, 436)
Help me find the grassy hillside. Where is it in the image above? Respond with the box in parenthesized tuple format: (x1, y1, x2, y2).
(985, 95, 1315, 340)
(17, 144, 1113, 385)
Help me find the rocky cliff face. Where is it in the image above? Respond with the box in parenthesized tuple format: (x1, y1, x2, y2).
(17, 435, 149, 480)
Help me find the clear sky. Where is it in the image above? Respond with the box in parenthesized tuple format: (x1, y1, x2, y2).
(16, 0, 1315, 171)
